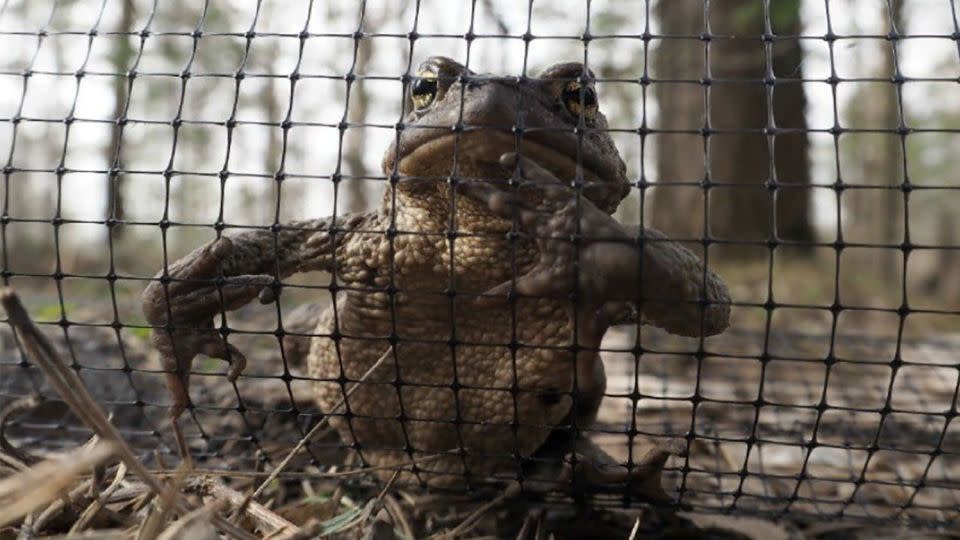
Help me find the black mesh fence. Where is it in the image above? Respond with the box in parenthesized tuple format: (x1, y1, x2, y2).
(1, 0, 959, 531)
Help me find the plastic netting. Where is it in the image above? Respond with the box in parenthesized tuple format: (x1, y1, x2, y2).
(1, 0, 959, 529)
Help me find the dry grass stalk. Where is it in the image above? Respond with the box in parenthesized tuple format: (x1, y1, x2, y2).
(0, 290, 165, 493)
(69, 462, 129, 534)
(0, 441, 116, 527)
(187, 476, 303, 538)
(0, 288, 255, 540)
(155, 498, 228, 540)
(383, 494, 414, 540)
(136, 465, 189, 540)
(362, 507, 396, 540)
(248, 346, 394, 502)
(627, 515, 641, 540)
(145, 453, 449, 481)
(0, 451, 27, 474)
(0, 394, 42, 466)
(30, 477, 96, 535)
(432, 482, 522, 540)
(32, 530, 130, 540)
(30, 477, 138, 538)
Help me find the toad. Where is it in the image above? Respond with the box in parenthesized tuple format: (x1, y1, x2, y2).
(141, 56, 730, 497)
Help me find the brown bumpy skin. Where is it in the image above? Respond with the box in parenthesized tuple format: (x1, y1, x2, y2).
(142, 56, 730, 493)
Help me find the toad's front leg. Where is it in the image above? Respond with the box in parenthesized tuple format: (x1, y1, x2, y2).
(461, 153, 731, 338)
(459, 153, 729, 500)
(141, 212, 374, 418)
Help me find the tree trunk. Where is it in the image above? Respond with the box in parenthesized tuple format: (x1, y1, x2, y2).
(106, 0, 135, 241)
(847, 0, 905, 285)
(258, 37, 283, 225)
(652, 0, 812, 258)
(651, 0, 706, 246)
(923, 213, 959, 300)
(264, 64, 294, 222)
(341, 32, 374, 213)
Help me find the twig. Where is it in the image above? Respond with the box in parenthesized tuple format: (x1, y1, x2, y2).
(187, 476, 302, 538)
(514, 512, 534, 540)
(16, 511, 36, 540)
(299, 478, 316, 498)
(69, 462, 129, 534)
(147, 454, 449, 480)
(0, 451, 28, 472)
(30, 477, 100, 535)
(432, 482, 522, 540)
(153, 449, 169, 471)
(362, 507, 396, 540)
(0, 394, 42, 466)
(627, 515, 641, 540)
(263, 520, 323, 540)
(248, 346, 394, 502)
(480, 0, 509, 33)
(533, 509, 546, 540)
(375, 468, 401, 503)
(171, 418, 194, 471)
(0, 288, 255, 540)
(324, 498, 380, 537)
(29, 530, 129, 540)
(383, 494, 414, 540)
(156, 498, 228, 540)
(137, 465, 188, 540)
(338, 469, 404, 540)
(801, 521, 864, 538)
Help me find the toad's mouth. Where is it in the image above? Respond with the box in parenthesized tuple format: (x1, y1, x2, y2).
(392, 130, 627, 205)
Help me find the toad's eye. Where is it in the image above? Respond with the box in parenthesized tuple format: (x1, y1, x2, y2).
(411, 73, 438, 110)
(561, 81, 598, 119)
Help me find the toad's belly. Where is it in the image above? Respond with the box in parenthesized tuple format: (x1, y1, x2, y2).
(305, 290, 590, 487)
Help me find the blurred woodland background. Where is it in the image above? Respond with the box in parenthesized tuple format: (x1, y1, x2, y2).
(0, 0, 957, 334)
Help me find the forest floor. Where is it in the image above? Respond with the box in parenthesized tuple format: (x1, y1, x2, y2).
(0, 263, 958, 539)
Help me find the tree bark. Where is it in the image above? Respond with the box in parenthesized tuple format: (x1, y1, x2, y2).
(106, 0, 135, 241)
(846, 0, 905, 285)
(651, 0, 706, 246)
(341, 29, 374, 213)
(257, 37, 283, 225)
(652, 0, 812, 258)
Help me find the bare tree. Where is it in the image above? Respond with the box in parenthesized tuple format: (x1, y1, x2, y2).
(106, 0, 135, 241)
(844, 0, 905, 285)
(341, 28, 374, 213)
(338, 1, 413, 213)
(652, 0, 812, 258)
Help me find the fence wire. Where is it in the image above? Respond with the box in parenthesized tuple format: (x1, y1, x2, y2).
(1, 0, 959, 530)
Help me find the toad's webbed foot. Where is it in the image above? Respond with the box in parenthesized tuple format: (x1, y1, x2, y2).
(460, 152, 730, 338)
(564, 437, 683, 504)
(523, 434, 684, 505)
(142, 213, 374, 418)
(142, 238, 274, 418)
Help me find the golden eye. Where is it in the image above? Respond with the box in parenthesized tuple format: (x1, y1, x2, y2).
(562, 81, 598, 119)
(411, 70, 438, 110)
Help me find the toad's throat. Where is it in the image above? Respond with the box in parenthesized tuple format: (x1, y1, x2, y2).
(396, 130, 608, 188)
